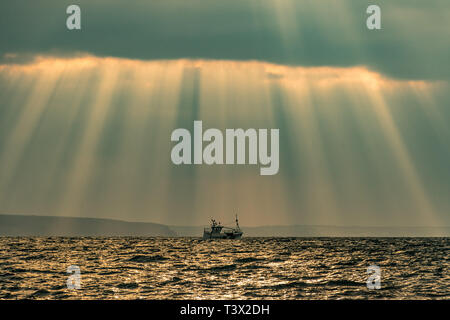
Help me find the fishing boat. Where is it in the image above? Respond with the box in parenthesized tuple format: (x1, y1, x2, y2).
(203, 214, 243, 239)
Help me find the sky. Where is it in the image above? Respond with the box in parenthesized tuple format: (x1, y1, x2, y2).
(0, 1, 449, 227)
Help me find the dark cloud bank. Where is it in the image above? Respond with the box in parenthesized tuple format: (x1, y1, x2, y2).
(0, 0, 449, 80)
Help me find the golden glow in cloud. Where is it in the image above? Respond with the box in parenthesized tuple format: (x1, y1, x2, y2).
(0, 56, 446, 226)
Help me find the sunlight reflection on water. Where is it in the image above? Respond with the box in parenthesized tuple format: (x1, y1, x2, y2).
(0, 237, 448, 299)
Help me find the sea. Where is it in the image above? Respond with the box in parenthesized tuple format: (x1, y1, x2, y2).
(0, 237, 448, 299)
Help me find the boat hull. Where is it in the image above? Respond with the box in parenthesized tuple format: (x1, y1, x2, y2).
(203, 231, 242, 239)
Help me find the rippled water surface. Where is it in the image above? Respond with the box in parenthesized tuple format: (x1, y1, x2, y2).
(0, 237, 448, 299)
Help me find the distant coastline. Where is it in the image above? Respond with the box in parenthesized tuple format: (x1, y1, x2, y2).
(1, 214, 449, 237)
(0, 214, 176, 237)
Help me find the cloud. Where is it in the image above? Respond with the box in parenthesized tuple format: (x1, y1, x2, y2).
(0, 0, 449, 80)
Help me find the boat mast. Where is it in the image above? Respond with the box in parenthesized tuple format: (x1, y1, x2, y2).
(235, 214, 240, 230)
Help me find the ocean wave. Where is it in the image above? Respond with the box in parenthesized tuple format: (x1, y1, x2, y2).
(262, 281, 311, 290)
(234, 257, 264, 263)
(127, 255, 168, 263)
(203, 264, 237, 272)
(116, 282, 139, 289)
(324, 280, 365, 287)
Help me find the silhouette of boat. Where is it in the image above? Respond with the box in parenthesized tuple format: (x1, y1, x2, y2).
(203, 214, 243, 239)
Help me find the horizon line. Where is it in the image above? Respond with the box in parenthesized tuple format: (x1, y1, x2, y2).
(1, 213, 448, 229)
